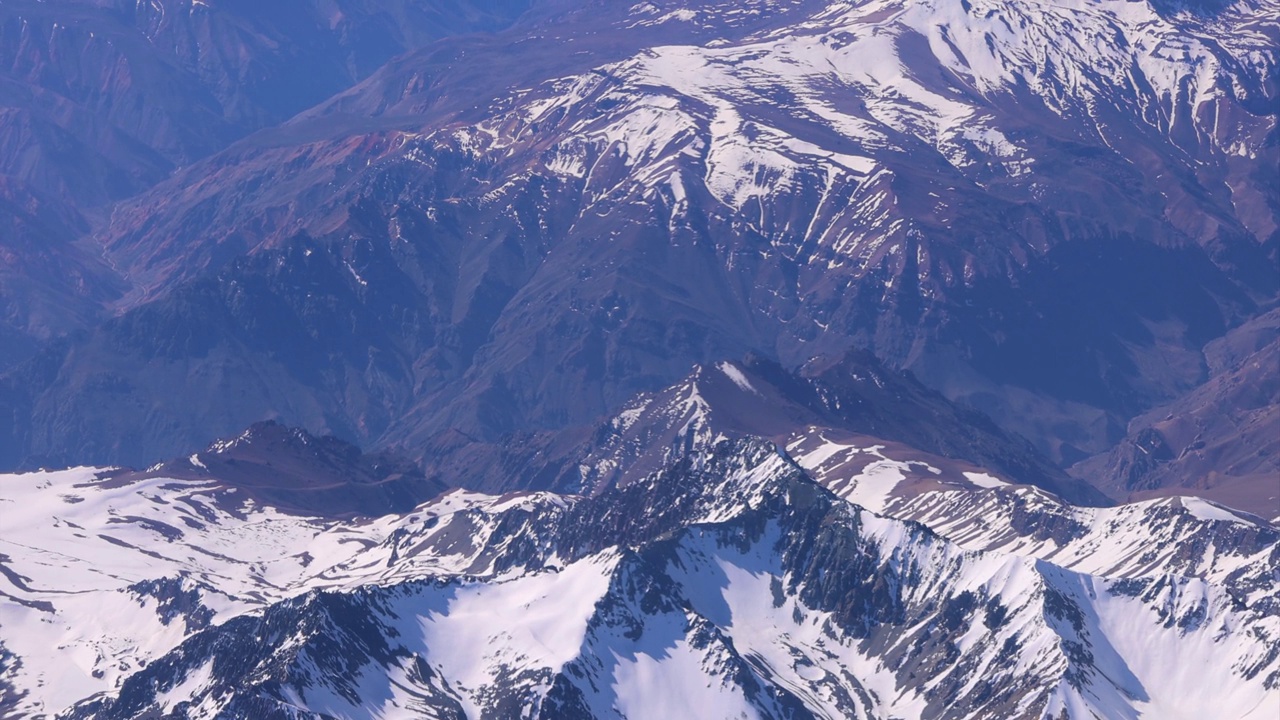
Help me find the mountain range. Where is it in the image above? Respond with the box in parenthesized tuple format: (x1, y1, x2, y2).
(1, 421, 1276, 717)
(0, 0, 1274, 510)
(0, 0, 1276, 717)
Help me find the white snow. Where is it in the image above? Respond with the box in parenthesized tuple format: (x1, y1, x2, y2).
(403, 0, 1276, 284)
(404, 553, 619, 716)
(610, 634, 759, 720)
(1, 445, 1277, 719)
(1178, 496, 1252, 525)
(717, 361, 760, 395)
(786, 432, 940, 513)
(0, 467, 583, 716)
(963, 471, 1010, 489)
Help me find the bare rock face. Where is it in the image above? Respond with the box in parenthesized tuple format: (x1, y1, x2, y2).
(1074, 308, 1280, 518)
(0, 0, 1273, 485)
(0, 437, 1273, 719)
(138, 419, 449, 518)
(0, 2, 1276, 717)
(419, 353, 1105, 506)
(0, 0, 536, 368)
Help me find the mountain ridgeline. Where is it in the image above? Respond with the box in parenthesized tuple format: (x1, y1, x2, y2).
(0, 0, 1277, 717)
(0, 0, 1275, 514)
(0, 432, 1275, 718)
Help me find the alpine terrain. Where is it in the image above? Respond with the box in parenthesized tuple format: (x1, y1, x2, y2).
(0, 0, 1276, 718)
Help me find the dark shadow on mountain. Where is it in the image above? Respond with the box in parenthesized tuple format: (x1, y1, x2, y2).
(126, 421, 448, 519)
(1147, 0, 1235, 18)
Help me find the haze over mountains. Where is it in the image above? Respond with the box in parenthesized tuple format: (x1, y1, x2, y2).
(0, 0, 534, 359)
(0, 0, 1277, 717)
(0, 0, 1275, 514)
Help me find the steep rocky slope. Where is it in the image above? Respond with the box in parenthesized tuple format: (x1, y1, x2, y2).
(1, 0, 1271, 480)
(0, 2, 1276, 716)
(0, 0, 537, 367)
(0, 438, 1275, 718)
(0, 436, 1272, 718)
(1073, 307, 1280, 517)
(421, 353, 1104, 505)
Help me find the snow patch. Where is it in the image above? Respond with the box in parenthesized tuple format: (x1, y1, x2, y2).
(963, 472, 1010, 489)
(717, 361, 759, 395)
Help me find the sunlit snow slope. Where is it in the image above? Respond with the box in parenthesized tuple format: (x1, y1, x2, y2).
(1, 437, 1275, 719)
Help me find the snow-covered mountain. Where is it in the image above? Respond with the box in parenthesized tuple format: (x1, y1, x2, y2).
(1, 434, 1276, 718)
(0, 1, 1277, 716)
(5, 0, 1272, 497)
(417, 353, 1100, 503)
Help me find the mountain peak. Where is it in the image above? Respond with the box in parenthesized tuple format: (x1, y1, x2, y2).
(144, 421, 447, 518)
(0, 0, 1275, 715)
